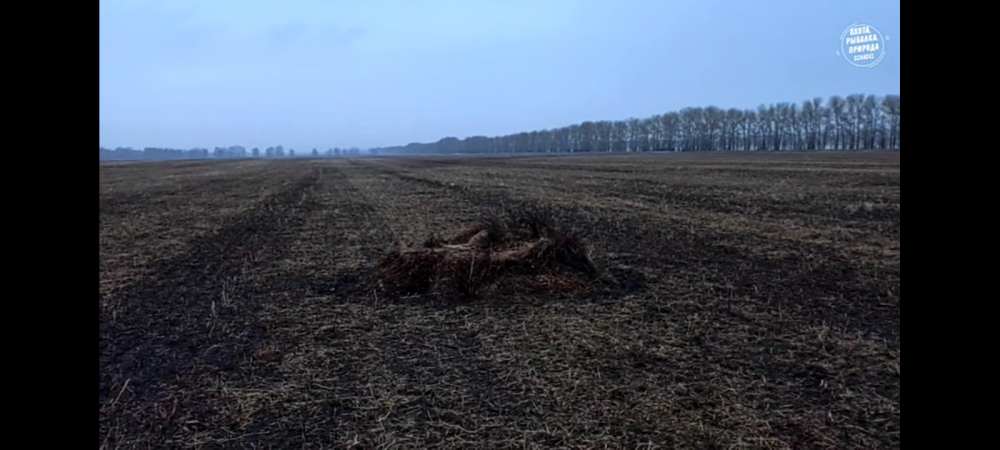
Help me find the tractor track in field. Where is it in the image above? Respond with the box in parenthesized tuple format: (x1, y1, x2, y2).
(99, 167, 323, 449)
(99, 162, 273, 220)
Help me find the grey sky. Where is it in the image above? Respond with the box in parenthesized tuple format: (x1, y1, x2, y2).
(99, 0, 901, 150)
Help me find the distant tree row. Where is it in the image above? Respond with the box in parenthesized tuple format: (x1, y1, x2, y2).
(99, 93, 899, 161)
(371, 93, 900, 155)
(99, 145, 363, 161)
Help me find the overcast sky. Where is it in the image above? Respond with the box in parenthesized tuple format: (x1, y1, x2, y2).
(99, 0, 900, 150)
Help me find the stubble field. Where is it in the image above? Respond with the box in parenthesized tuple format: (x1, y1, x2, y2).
(99, 152, 900, 449)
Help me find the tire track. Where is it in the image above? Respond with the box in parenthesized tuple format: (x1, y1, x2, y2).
(99, 161, 275, 221)
(100, 170, 289, 314)
(99, 166, 323, 449)
(202, 163, 402, 448)
(344, 159, 486, 245)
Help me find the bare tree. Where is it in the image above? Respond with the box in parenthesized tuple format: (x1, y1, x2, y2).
(845, 94, 865, 149)
(882, 95, 900, 149)
(828, 96, 846, 150)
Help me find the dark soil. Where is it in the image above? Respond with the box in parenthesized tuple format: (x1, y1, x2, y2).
(100, 152, 900, 449)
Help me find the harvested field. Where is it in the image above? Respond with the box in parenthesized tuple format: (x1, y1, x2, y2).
(99, 152, 900, 449)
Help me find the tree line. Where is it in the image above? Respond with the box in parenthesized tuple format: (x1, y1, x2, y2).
(371, 93, 900, 155)
(99, 93, 899, 161)
(98, 145, 363, 161)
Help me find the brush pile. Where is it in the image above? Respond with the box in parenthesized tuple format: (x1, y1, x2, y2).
(375, 211, 600, 299)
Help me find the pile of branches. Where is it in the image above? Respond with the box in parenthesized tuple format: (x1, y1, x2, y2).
(375, 210, 600, 299)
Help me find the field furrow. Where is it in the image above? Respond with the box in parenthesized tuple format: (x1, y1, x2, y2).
(99, 161, 297, 308)
(100, 165, 324, 448)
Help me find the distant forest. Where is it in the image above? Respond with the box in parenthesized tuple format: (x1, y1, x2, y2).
(100, 93, 899, 161)
(99, 145, 363, 162)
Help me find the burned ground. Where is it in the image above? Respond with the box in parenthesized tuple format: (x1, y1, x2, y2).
(100, 152, 900, 449)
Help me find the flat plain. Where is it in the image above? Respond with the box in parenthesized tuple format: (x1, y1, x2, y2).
(99, 152, 900, 449)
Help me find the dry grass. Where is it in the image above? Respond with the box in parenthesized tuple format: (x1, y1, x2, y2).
(100, 152, 900, 449)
